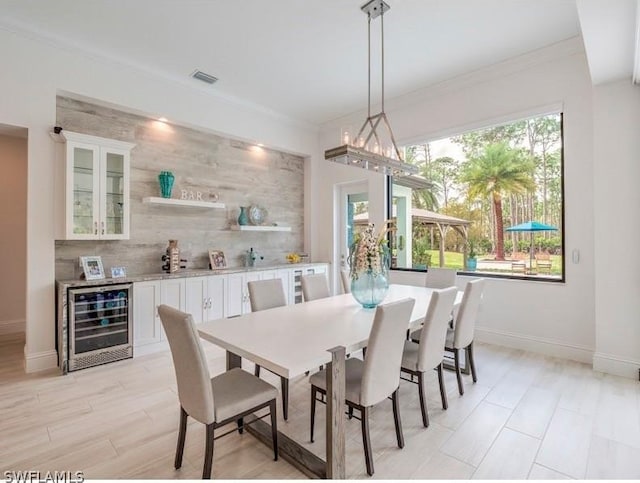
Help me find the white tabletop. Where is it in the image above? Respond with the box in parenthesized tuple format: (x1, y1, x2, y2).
(198, 284, 463, 379)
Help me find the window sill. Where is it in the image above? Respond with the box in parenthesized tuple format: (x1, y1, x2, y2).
(390, 267, 565, 283)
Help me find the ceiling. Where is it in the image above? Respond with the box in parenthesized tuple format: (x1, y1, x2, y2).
(0, 1, 591, 124)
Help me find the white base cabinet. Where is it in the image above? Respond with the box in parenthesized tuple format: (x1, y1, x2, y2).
(132, 280, 162, 347)
(185, 275, 227, 323)
(133, 264, 328, 354)
(226, 271, 262, 317)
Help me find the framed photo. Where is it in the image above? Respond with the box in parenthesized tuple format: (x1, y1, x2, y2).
(209, 250, 226, 270)
(80, 256, 105, 280)
(111, 266, 127, 279)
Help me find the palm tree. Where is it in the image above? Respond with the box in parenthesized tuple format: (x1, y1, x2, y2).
(460, 143, 534, 260)
(403, 145, 441, 211)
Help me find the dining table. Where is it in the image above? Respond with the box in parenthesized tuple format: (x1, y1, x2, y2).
(198, 283, 463, 479)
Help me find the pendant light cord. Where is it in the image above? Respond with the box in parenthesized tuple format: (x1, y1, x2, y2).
(367, 14, 371, 118)
(381, 7, 385, 113)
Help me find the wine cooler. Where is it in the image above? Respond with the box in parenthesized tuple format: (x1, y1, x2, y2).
(68, 283, 133, 371)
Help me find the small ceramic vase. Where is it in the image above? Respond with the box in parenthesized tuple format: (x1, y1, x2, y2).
(238, 206, 249, 226)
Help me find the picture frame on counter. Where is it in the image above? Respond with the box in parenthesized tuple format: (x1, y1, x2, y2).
(111, 266, 127, 278)
(80, 256, 105, 280)
(209, 250, 226, 270)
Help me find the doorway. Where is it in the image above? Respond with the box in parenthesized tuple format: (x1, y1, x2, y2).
(336, 181, 368, 292)
(0, 124, 28, 374)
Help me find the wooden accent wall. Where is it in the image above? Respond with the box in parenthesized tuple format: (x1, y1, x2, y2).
(55, 97, 304, 279)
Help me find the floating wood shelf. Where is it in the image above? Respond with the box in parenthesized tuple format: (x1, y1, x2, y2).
(142, 197, 225, 209)
(230, 225, 291, 232)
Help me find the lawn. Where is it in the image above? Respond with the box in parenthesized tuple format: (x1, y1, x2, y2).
(424, 250, 563, 276)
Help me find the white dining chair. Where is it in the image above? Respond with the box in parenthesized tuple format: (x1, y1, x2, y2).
(400, 287, 458, 427)
(340, 270, 351, 294)
(445, 278, 485, 395)
(309, 298, 416, 476)
(158, 305, 279, 479)
(301, 273, 330, 301)
(425, 267, 457, 289)
(247, 278, 291, 420)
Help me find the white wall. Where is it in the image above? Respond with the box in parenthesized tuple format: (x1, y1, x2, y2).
(0, 27, 319, 372)
(315, 38, 597, 363)
(592, 79, 640, 378)
(0, 134, 27, 334)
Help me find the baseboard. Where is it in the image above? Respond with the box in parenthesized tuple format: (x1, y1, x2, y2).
(593, 352, 640, 380)
(475, 326, 594, 364)
(24, 349, 59, 373)
(0, 318, 25, 335)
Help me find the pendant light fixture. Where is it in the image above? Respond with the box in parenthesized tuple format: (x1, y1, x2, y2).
(325, 0, 418, 176)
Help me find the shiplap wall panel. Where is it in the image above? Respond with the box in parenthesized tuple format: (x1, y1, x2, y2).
(55, 97, 304, 279)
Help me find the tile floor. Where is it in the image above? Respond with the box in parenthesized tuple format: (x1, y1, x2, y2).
(1, 332, 639, 479)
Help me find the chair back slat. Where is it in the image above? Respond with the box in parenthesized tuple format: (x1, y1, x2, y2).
(453, 279, 485, 349)
(248, 279, 287, 312)
(417, 287, 458, 371)
(361, 298, 416, 406)
(301, 273, 330, 301)
(158, 305, 215, 424)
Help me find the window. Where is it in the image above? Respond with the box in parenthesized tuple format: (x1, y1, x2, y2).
(388, 112, 564, 280)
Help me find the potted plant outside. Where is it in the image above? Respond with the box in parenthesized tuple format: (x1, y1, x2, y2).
(466, 240, 478, 272)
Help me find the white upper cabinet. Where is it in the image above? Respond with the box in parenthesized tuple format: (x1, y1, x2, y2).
(54, 130, 135, 240)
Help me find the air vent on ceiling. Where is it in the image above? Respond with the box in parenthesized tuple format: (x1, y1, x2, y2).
(191, 70, 218, 85)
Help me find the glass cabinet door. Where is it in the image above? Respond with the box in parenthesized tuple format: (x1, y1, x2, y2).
(70, 144, 100, 237)
(101, 149, 128, 238)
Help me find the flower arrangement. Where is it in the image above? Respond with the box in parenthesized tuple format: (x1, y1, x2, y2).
(348, 221, 393, 280)
(286, 253, 301, 264)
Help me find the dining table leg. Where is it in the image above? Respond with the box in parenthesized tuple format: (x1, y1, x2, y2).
(226, 351, 242, 370)
(326, 346, 346, 479)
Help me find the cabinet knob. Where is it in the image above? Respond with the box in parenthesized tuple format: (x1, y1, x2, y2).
(94, 221, 98, 235)
(101, 221, 105, 235)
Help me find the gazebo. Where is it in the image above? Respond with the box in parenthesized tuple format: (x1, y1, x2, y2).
(354, 208, 470, 268)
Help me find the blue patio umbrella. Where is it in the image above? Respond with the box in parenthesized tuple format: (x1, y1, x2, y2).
(506, 221, 558, 273)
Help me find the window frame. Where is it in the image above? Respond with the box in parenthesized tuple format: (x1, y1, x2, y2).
(386, 112, 566, 283)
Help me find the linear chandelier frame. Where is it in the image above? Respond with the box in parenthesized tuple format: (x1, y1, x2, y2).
(325, 0, 418, 177)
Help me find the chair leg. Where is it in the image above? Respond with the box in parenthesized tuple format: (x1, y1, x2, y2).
(454, 349, 464, 396)
(236, 417, 243, 434)
(280, 377, 289, 421)
(348, 405, 354, 419)
(362, 346, 367, 359)
(391, 389, 405, 448)
(310, 386, 317, 443)
(269, 399, 278, 461)
(467, 341, 478, 383)
(203, 423, 215, 479)
(254, 364, 261, 377)
(361, 406, 374, 476)
(175, 407, 188, 469)
(417, 372, 429, 428)
(437, 364, 448, 410)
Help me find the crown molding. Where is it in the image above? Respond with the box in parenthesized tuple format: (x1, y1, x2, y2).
(0, 18, 319, 133)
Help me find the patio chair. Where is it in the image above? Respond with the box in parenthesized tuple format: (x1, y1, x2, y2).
(511, 261, 526, 274)
(536, 252, 552, 274)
